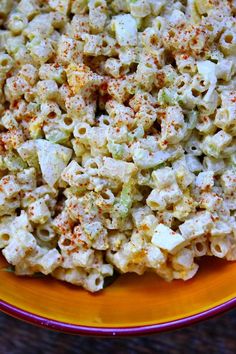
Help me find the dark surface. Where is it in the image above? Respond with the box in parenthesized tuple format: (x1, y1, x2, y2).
(0, 310, 236, 354)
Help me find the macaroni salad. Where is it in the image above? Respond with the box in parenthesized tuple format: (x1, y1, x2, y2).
(0, 0, 235, 292)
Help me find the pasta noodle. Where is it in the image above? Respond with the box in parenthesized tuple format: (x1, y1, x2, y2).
(0, 0, 235, 292)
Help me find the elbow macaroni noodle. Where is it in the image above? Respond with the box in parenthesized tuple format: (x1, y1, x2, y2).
(0, 0, 235, 292)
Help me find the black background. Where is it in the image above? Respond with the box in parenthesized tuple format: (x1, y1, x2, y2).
(1, 309, 236, 354)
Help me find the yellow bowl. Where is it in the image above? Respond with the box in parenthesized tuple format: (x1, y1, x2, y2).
(0, 254, 236, 336)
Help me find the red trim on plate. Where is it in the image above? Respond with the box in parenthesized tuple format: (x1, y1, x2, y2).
(0, 298, 236, 336)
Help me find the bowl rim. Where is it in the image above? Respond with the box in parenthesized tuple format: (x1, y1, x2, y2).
(0, 297, 236, 336)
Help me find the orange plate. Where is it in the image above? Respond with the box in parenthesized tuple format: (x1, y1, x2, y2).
(0, 254, 236, 336)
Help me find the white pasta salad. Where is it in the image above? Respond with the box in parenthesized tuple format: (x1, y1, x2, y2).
(0, 0, 235, 292)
